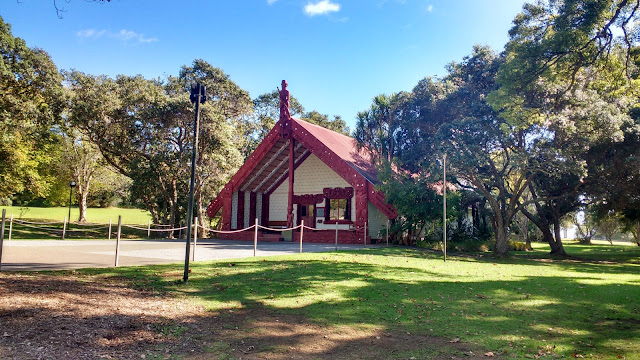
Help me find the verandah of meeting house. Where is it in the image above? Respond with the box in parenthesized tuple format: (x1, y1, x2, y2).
(206, 80, 397, 244)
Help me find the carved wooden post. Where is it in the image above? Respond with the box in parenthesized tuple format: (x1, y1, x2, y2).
(355, 182, 369, 245)
(222, 187, 233, 232)
(287, 139, 295, 228)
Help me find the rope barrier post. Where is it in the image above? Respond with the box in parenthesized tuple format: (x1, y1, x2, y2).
(108, 219, 112, 241)
(335, 221, 338, 251)
(192, 217, 198, 262)
(8, 214, 13, 241)
(364, 222, 367, 246)
(147, 220, 151, 239)
(115, 215, 122, 267)
(253, 218, 258, 257)
(386, 219, 389, 246)
(62, 216, 67, 240)
(0, 209, 6, 271)
(299, 220, 304, 253)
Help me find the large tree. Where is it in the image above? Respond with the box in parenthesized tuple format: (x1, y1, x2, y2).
(0, 16, 64, 201)
(356, 47, 541, 256)
(66, 60, 251, 228)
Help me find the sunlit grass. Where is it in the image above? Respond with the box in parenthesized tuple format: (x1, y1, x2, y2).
(34, 244, 640, 359)
(1, 206, 155, 239)
(0, 205, 151, 224)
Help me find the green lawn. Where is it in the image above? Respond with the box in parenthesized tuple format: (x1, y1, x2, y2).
(70, 242, 640, 359)
(0, 206, 154, 240)
(0, 205, 151, 224)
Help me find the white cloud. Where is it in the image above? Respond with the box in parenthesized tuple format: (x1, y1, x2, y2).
(426, 4, 433, 12)
(76, 28, 158, 44)
(304, 0, 341, 16)
(267, 0, 278, 4)
(76, 29, 106, 39)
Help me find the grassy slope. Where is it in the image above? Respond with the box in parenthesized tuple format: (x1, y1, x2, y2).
(76, 242, 640, 359)
(0, 206, 151, 224)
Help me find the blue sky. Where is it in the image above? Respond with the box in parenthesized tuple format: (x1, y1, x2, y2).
(2, 0, 527, 130)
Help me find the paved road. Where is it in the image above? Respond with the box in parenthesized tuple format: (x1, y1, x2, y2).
(0, 239, 373, 271)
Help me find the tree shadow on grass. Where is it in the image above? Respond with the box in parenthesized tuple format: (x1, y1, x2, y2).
(159, 255, 640, 358)
(6, 247, 638, 358)
(0, 274, 491, 360)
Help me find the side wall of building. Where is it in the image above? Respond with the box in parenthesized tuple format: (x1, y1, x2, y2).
(368, 201, 389, 240)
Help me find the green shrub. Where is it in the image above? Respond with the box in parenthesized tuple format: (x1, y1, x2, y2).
(508, 240, 528, 251)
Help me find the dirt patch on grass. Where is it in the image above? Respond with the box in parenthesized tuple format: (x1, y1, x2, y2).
(0, 273, 497, 359)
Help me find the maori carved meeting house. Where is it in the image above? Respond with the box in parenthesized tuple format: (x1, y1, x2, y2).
(206, 80, 397, 244)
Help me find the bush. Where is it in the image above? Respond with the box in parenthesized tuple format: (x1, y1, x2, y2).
(0, 197, 12, 206)
(508, 240, 528, 251)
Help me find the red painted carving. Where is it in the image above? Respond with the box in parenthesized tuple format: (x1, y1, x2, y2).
(279, 80, 290, 121)
(293, 194, 324, 205)
(249, 192, 257, 222)
(206, 196, 223, 218)
(221, 188, 232, 231)
(323, 187, 354, 199)
(237, 191, 245, 229)
(261, 193, 270, 226)
(286, 138, 295, 228)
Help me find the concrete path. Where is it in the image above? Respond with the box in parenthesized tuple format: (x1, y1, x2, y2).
(0, 239, 372, 271)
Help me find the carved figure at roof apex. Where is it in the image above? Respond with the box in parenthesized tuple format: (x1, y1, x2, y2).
(279, 79, 290, 121)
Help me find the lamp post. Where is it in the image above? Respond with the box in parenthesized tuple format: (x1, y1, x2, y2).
(68, 181, 76, 222)
(443, 154, 447, 262)
(184, 83, 206, 283)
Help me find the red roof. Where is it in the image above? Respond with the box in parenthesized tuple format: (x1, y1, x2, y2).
(207, 116, 397, 219)
(292, 118, 379, 184)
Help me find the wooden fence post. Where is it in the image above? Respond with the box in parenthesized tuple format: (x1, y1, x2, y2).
(386, 219, 389, 246)
(192, 217, 198, 262)
(335, 221, 338, 251)
(8, 214, 13, 241)
(364, 222, 367, 246)
(108, 219, 112, 241)
(253, 218, 258, 257)
(115, 215, 122, 267)
(0, 209, 5, 271)
(299, 220, 304, 253)
(62, 216, 67, 240)
(147, 220, 151, 239)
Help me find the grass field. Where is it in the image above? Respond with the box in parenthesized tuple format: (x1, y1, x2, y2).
(0, 206, 154, 240)
(61, 241, 639, 359)
(0, 205, 151, 224)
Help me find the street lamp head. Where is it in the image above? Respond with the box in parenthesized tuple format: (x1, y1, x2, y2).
(70, 181, 76, 188)
(190, 83, 207, 104)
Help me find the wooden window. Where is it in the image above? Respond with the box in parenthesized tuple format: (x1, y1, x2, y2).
(325, 197, 351, 223)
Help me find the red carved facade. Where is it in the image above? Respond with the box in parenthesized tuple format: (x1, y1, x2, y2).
(323, 187, 354, 199)
(293, 194, 324, 205)
(207, 81, 397, 244)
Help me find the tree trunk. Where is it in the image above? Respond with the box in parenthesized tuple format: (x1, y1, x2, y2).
(551, 218, 567, 256)
(75, 176, 91, 223)
(77, 189, 88, 223)
(521, 207, 567, 256)
(494, 223, 509, 256)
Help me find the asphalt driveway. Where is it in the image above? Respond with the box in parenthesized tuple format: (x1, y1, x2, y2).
(0, 239, 371, 271)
